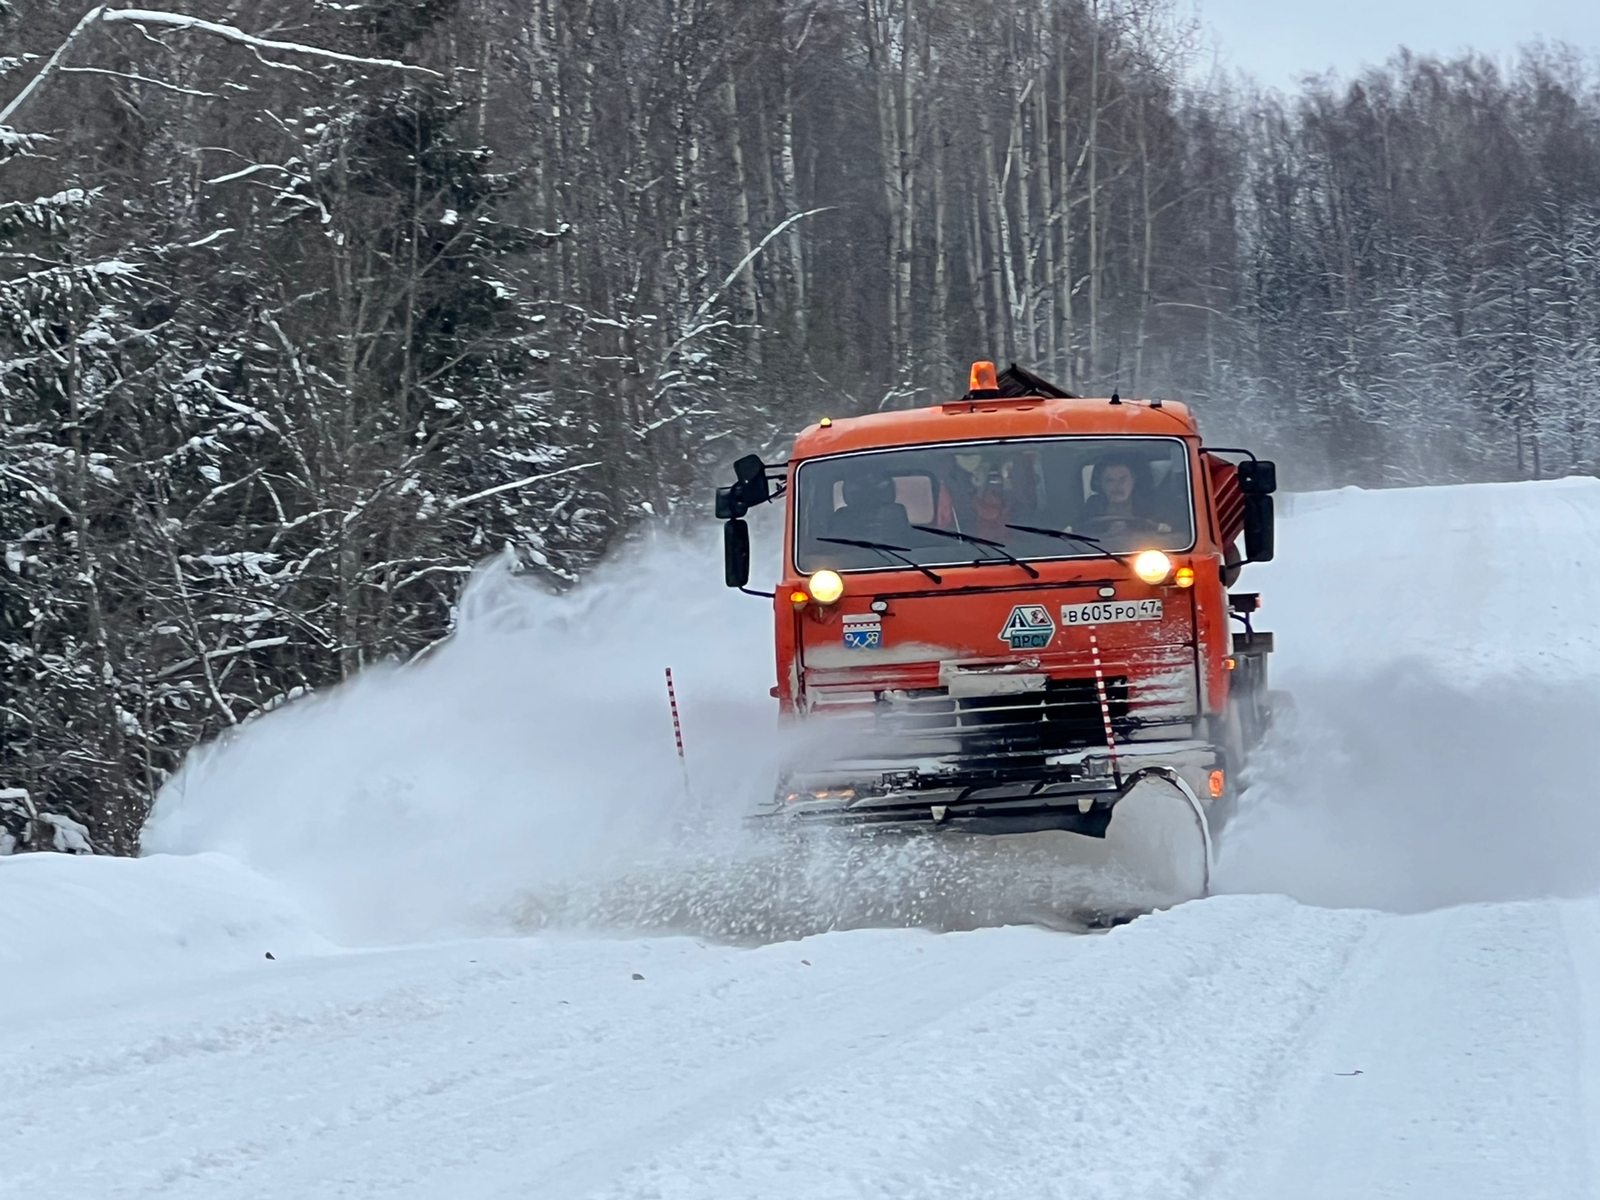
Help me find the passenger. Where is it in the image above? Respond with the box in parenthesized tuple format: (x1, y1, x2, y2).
(831, 469, 914, 542)
(953, 454, 1013, 542)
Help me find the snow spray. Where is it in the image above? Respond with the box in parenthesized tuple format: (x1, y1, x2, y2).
(142, 525, 785, 944)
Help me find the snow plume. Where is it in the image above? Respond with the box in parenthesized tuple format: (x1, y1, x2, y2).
(143, 528, 785, 944)
(143, 523, 1135, 945)
(1215, 667, 1600, 912)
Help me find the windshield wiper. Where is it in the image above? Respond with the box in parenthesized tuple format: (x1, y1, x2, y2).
(911, 526, 1040, 579)
(1004, 524, 1128, 566)
(816, 537, 943, 584)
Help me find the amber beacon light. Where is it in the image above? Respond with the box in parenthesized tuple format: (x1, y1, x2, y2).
(968, 360, 999, 396)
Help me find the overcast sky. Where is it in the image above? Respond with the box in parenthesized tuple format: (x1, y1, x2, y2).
(1192, 0, 1600, 88)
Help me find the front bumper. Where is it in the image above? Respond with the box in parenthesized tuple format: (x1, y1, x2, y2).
(764, 739, 1222, 838)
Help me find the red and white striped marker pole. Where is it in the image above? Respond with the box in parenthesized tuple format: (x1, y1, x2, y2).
(664, 667, 692, 801)
(1087, 629, 1122, 785)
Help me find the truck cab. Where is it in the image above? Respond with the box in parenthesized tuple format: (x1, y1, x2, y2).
(717, 363, 1275, 896)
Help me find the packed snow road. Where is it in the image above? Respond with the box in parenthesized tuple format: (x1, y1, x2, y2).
(8, 477, 1600, 1198)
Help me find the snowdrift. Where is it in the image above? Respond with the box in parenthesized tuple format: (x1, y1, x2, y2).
(0, 851, 330, 1019)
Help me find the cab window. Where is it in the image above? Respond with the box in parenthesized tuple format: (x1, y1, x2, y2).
(794, 436, 1194, 573)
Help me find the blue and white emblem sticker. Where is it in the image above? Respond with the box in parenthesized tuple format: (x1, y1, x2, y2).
(999, 604, 1056, 650)
(842, 613, 883, 650)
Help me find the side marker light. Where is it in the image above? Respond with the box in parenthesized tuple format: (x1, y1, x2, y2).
(819, 416, 833, 427)
(1174, 566, 1196, 588)
(1223, 656, 1237, 671)
(1208, 770, 1225, 799)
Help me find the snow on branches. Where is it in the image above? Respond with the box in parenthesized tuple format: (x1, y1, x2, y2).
(0, 5, 436, 129)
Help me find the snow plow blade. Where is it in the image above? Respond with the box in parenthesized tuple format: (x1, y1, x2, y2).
(760, 766, 1214, 920)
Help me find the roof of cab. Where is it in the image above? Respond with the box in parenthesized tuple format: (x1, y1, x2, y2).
(791, 395, 1198, 461)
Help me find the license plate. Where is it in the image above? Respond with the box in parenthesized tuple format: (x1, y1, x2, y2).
(1060, 599, 1163, 626)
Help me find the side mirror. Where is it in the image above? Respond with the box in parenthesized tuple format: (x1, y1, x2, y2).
(734, 453, 770, 505)
(714, 455, 773, 519)
(1243, 494, 1274, 562)
(724, 518, 751, 588)
(1237, 459, 1277, 495)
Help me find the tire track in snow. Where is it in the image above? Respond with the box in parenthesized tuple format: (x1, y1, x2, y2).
(579, 897, 1373, 1200)
(0, 928, 1063, 1199)
(2, 900, 1372, 1200)
(1209, 899, 1597, 1200)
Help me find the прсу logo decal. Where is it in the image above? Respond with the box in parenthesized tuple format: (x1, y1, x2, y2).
(998, 604, 1056, 650)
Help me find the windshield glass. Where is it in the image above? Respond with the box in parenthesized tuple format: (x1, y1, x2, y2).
(793, 436, 1195, 574)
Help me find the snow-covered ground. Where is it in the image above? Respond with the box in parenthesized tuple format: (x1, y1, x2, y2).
(8, 478, 1600, 1199)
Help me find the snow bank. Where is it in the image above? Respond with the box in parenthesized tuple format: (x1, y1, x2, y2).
(1215, 476, 1600, 910)
(142, 526, 786, 944)
(0, 851, 330, 1020)
(1264, 475, 1600, 683)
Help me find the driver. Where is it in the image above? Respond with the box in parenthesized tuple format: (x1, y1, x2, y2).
(1079, 458, 1171, 535)
(831, 468, 914, 542)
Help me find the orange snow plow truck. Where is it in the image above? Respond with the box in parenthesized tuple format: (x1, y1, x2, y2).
(716, 363, 1277, 912)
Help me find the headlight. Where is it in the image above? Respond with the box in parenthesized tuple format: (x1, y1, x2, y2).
(807, 569, 845, 604)
(1132, 550, 1172, 584)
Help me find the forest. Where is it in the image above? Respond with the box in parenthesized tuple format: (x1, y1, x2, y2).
(3, 0, 1599, 851)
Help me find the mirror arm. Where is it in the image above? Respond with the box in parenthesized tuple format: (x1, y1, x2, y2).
(740, 587, 776, 599)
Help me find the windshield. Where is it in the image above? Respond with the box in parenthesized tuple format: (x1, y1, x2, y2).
(794, 436, 1195, 574)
